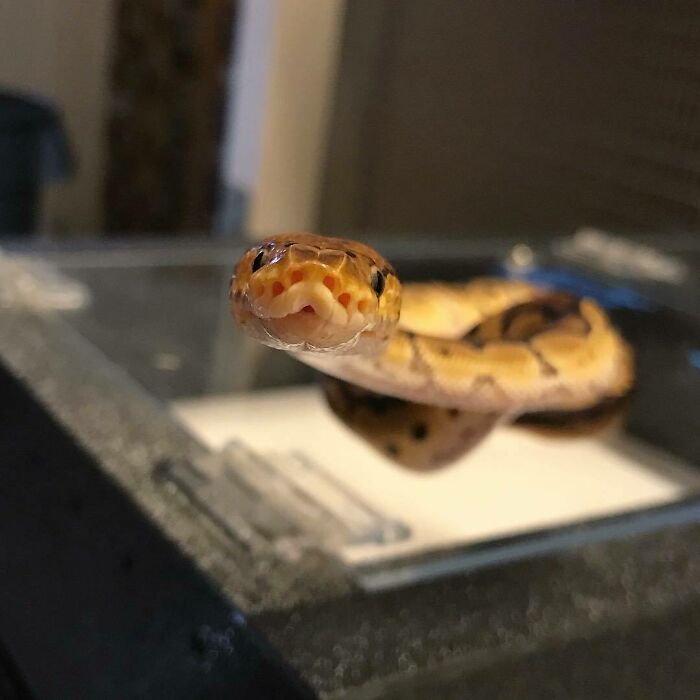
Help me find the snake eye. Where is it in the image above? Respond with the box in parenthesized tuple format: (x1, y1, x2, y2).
(251, 249, 266, 272)
(371, 269, 385, 298)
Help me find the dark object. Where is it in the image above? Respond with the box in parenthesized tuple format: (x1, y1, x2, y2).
(103, 0, 234, 234)
(0, 91, 73, 236)
(0, 638, 33, 700)
(0, 363, 313, 699)
(2, 236, 700, 698)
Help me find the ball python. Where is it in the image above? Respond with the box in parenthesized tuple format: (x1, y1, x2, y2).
(230, 233, 634, 470)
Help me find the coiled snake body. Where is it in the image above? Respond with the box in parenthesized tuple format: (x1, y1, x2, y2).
(230, 233, 634, 469)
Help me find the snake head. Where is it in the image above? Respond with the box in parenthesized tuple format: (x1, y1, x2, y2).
(230, 233, 401, 353)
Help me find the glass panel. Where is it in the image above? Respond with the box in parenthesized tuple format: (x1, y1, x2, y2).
(21, 236, 700, 589)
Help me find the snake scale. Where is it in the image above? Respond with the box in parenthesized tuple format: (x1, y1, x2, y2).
(230, 233, 634, 470)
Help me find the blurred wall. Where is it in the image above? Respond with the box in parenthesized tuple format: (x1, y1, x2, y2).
(220, 0, 345, 239)
(0, 0, 115, 236)
(320, 1, 700, 239)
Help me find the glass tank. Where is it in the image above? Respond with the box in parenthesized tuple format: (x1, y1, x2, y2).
(11, 232, 700, 589)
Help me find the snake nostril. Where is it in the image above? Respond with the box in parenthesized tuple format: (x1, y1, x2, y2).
(272, 281, 285, 297)
(323, 275, 336, 292)
(290, 269, 304, 284)
(338, 292, 351, 308)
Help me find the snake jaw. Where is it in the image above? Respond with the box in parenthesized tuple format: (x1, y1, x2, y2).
(246, 276, 376, 350)
(253, 280, 340, 321)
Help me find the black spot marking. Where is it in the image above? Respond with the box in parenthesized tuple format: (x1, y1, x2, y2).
(386, 443, 400, 456)
(331, 378, 406, 416)
(476, 293, 584, 344)
(346, 250, 357, 258)
(529, 346, 559, 377)
(462, 326, 487, 347)
(411, 423, 428, 440)
(501, 304, 536, 338)
(447, 408, 460, 418)
(439, 346, 451, 357)
(515, 395, 629, 429)
(361, 393, 406, 415)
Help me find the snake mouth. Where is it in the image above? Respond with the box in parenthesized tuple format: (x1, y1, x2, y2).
(248, 278, 374, 349)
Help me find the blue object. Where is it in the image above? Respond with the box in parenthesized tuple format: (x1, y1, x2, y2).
(501, 265, 654, 312)
(688, 350, 700, 371)
(0, 90, 73, 236)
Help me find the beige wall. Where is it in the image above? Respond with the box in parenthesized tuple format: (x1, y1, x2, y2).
(0, 0, 114, 236)
(239, 0, 345, 238)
